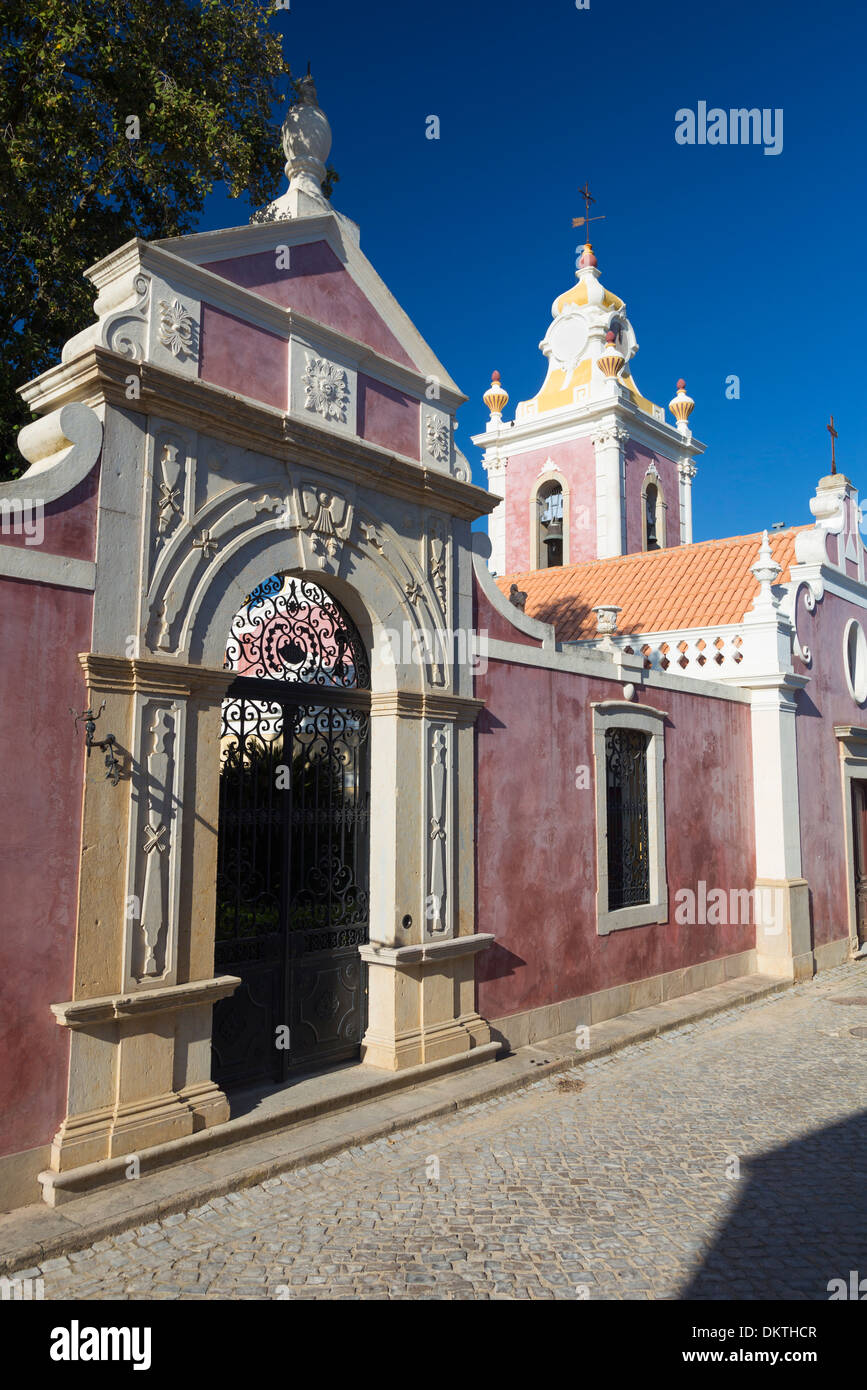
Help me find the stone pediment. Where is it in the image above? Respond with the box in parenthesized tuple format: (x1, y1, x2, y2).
(47, 216, 466, 479)
(154, 211, 462, 399)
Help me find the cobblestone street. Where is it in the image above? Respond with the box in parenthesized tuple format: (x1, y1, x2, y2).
(25, 963, 867, 1300)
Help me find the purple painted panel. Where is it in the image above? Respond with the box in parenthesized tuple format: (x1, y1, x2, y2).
(0, 576, 92, 1159)
(203, 241, 418, 370)
(357, 374, 419, 461)
(0, 461, 99, 563)
(199, 303, 287, 410)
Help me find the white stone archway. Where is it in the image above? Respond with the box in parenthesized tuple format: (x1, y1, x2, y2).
(44, 383, 495, 1188)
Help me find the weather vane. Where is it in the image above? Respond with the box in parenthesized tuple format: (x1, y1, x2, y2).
(572, 182, 605, 244)
(827, 415, 838, 476)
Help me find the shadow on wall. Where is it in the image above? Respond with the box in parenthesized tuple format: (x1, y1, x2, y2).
(474, 944, 526, 1050)
(476, 708, 506, 735)
(679, 1108, 867, 1300)
(479, 942, 526, 983)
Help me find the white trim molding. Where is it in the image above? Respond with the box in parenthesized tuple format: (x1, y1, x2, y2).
(0, 545, 95, 591)
(835, 724, 867, 953)
(843, 618, 867, 705)
(591, 700, 668, 935)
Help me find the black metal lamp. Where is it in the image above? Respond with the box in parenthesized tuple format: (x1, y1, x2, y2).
(70, 700, 121, 785)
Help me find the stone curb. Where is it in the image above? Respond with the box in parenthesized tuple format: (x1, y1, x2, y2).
(0, 972, 791, 1275)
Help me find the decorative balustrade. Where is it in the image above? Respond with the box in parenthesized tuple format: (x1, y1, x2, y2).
(628, 631, 745, 675)
(568, 626, 760, 680)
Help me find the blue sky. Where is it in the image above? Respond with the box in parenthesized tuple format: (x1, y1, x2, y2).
(202, 0, 867, 544)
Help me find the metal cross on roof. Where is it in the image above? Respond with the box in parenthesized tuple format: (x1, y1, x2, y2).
(572, 182, 605, 241)
(827, 415, 838, 475)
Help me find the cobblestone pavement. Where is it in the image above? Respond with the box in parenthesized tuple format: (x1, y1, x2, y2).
(23, 963, 867, 1300)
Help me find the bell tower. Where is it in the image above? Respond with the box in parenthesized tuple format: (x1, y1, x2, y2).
(473, 225, 704, 576)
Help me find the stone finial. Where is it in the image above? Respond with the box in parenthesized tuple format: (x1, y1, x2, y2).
(483, 371, 509, 422)
(669, 378, 695, 434)
(282, 72, 332, 204)
(592, 604, 621, 635)
(249, 69, 333, 221)
(597, 329, 625, 380)
(750, 530, 782, 610)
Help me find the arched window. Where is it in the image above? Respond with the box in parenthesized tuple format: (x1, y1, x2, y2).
(537, 481, 564, 568)
(641, 473, 666, 552)
(645, 483, 659, 551)
(224, 573, 370, 687)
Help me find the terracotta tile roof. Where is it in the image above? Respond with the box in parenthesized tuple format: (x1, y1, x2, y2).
(495, 527, 808, 642)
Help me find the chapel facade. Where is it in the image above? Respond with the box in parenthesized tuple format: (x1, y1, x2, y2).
(0, 84, 865, 1212)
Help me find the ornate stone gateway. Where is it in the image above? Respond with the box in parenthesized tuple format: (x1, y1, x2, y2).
(212, 575, 371, 1088)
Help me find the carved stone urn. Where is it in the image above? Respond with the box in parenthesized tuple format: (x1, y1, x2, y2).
(281, 74, 332, 201)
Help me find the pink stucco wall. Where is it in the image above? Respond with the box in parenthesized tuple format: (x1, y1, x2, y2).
(0, 465, 98, 562)
(473, 584, 756, 1023)
(793, 587, 867, 946)
(624, 443, 679, 553)
(199, 303, 288, 410)
(503, 438, 596, 575)
(0, 574, 92, 1160)
(203, 240, 417, 370)
(357, 375, 420, 461)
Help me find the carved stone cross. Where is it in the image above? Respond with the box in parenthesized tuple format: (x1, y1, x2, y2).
(192, 529, 218, 559)
(157, 482, 182, 532)
(143, 822, 167, 855)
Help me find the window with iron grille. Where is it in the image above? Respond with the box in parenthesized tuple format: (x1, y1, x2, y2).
(605, 727, 650, 910)
(592, 701, 667, 935)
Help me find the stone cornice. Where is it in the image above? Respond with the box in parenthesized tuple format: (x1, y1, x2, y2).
(22, 347, 495, 522)
(78, 655, 485, 717)
(79, 652, 235, 701)
(359, 933, 494, 966)
(835, 724, 867, 746)
(591, 699, 669, 721)
(472, 393, 705, 462)
(369, 689, 486, 722)
(51, 975, 241, 1028)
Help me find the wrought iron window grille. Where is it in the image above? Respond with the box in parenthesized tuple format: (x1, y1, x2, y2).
(605, 726, 650, 911)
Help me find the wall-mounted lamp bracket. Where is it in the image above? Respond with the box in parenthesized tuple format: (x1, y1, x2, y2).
(70, 701, 121, 786)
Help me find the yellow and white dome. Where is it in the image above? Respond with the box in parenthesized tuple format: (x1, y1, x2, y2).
(513, 246, 663, 423)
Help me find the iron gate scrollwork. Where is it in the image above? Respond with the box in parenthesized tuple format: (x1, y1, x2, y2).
(212, 576, 371, 1089)
(605, 726, 650, 911)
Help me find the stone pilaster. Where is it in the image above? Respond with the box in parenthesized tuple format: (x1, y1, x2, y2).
(48, 654, 238, 1173)
(481, 451, 507, 574)
(592, 423, 628, 559)
(678, 457, 696, 544)
(359, 690, 492, 1070)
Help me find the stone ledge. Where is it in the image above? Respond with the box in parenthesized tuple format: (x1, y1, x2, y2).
(359, 934, 494, 966)
(50, 976, 241, 1029)
(32, 1041, 501, 1210)
(0, 969, 800, 1274)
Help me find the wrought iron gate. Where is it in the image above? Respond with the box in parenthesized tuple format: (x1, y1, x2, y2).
(211, 576, 371, 1089)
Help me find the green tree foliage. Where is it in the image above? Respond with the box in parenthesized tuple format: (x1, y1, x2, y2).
(0, 0, 293, 479)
